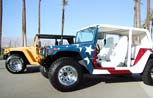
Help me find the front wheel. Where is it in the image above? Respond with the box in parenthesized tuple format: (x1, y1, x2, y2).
(48, 57, 83, 92)
(5, 54, 26, 74)
(142, 59, 153, 85)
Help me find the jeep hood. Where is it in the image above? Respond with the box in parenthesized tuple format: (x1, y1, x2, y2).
(43, 43, 95, 56)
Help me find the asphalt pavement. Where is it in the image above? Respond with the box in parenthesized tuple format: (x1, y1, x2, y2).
(0, 60, 153, 98)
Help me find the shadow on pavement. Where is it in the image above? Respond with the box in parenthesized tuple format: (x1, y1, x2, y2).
(76, 74, 142, 91)
(13, 65, 142, 92)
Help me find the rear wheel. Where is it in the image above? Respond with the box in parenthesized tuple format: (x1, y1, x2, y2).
(5, 54, 27, 74)
(48, 57, 83, 92)
(142, 59, 153, 85)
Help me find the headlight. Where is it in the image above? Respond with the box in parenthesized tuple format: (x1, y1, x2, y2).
(39, 47, 54, 56)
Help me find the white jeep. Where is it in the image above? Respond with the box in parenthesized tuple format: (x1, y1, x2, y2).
(40, 24, 153, 92)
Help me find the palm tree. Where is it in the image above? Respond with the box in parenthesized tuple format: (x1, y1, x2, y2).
(0, 0, 2, 54)
(60, 0, 67, 45)
(22, 0, 27, 47)
(134, 0, 137, 27)
(134, 0, 141, 28)
(38, 0, 41, 34)
(150, 9, 153, 38)
(137, 0, 141, 28)
(145, 0, 150, 30)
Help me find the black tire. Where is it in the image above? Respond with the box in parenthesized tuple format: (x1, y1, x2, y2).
(48, 57, 83, 92)
(5, 54, 27, 74)
(40, 66, 48, 78)
(142, 59, 153, 85)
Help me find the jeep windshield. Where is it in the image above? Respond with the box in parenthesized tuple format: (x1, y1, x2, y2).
(34, 34, 75, 47)
(75, 27, 96, 43)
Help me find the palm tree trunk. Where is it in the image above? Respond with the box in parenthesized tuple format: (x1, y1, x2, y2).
(60, 0, 68, 45)
(60, 0, 65, 45)
(151, 10, 153, 39)
(137, 0, 141, 28)
(22, 0, 27, 47)
(151, 18, 153, 38)
(0, 0, 2, 54)
(146, 0, 150, 30)
(134, 0, 137, 27)
(38, 0, 41, 34)
(134, 0, 141, 28)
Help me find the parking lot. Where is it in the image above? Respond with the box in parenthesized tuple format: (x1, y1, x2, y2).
(0, 60, 153, 98)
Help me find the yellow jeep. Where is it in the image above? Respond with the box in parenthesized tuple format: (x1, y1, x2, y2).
(3, 34, 74, 73)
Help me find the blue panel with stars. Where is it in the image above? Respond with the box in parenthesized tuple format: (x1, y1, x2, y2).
(45, 42, 96, 73)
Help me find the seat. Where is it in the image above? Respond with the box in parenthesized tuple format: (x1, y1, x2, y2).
(96, 37, 114, 63)
(101, 36, 128, 67)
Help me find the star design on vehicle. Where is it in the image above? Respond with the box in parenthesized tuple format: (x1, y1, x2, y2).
(85, 45, 94, 55)
(84, 57, 90, 64)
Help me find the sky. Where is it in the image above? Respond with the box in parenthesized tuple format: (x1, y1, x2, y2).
(2, 0, 153, 39)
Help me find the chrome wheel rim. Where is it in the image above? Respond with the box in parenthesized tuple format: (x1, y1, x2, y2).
(58, 65, 78, 86)
(8, 56, 23, 72)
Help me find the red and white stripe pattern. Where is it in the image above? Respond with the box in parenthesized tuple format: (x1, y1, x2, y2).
(92, 48, 153, 75)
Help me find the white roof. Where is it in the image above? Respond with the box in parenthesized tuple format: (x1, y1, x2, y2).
(78, 24, 149, 35)
(98, 24, 148, 33)
(76, 24, 149, 35)
(77, 24, 153, 48)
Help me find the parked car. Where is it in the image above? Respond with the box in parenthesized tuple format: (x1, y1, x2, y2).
(40, 24, 153, 92)
(3, 34, 75, 74)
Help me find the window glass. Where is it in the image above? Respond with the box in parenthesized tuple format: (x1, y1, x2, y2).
(76, 27, 96, 43)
